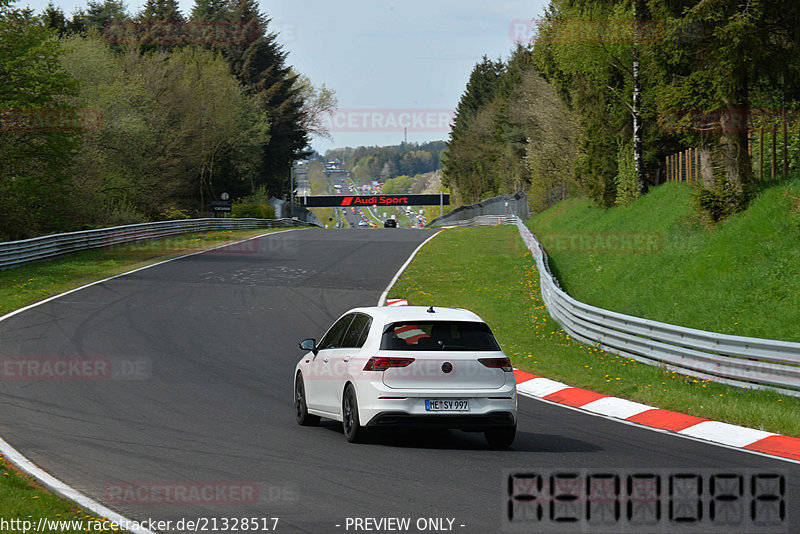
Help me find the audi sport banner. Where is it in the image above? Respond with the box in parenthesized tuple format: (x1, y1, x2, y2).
(302, 194, 449, 207)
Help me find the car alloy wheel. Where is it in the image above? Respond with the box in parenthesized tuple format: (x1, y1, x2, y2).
(342, 385, 366, 443)
(295, 374, 319, 426)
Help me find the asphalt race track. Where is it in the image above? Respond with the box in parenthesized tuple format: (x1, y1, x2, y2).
(1, 228, 798, 534)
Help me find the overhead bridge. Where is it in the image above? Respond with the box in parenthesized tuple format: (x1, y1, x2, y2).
(301, 194, 449, 208)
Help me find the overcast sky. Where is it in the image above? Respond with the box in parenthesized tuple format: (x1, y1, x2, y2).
(19, 0, 549, 153)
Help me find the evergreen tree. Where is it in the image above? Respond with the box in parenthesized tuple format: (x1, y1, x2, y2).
(219, 0, 309, 197)
(84, 0, 128, 29)
(443, 56, 505, 202)
(139, 0, 183, 21)
(42, 2, 68, 35)
(449, 56, 504, 140)
(191, 0, 229, 21)
(136, 0, 184, 51)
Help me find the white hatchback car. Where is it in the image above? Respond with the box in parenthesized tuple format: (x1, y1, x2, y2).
(294, 306, 517, 447)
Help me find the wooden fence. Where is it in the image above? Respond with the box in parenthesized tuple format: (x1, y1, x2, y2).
(665, 124, 799, 183)
(665, 147, 702, 183)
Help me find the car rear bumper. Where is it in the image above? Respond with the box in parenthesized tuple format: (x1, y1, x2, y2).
(355, 378, 518, 430)
(365, 410, 516, 430)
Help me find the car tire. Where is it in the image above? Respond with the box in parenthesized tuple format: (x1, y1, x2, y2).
(342, 385, 366, 443)
(484, 425, 516, 449)
(295, 374, 319, 426)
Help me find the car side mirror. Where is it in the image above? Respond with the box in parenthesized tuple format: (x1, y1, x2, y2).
(299, 338, 318, 355)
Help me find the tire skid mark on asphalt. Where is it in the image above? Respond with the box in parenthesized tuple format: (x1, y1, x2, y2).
(0, 229, 306, 534)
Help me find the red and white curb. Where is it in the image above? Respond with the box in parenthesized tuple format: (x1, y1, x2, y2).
(386, 298, 408, 306)
(514, 370, 800, 463)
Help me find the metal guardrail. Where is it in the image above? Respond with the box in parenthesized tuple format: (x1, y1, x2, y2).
(512, 217, 800, 397)
(432, 215, 520, 227)
(0, 218, 318, 270)
(427, 190, 529, 227)
(447, 213, 800, 396)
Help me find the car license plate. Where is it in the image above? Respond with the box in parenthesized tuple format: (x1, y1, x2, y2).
(425, 399, 469, 411)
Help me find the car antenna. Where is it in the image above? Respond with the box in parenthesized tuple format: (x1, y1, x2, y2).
(427, 306, 435, 313)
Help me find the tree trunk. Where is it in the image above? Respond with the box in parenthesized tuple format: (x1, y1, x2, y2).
(632, 1, 647, 195)
(716, 114, 753, 191)
(712, 66, 753, 201)
(699, 148, 714, 188)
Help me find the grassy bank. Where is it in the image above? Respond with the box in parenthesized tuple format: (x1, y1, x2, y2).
(310, 207, 342, 227)
(528, 179, 800, 342)
(388, 226, 800, 437)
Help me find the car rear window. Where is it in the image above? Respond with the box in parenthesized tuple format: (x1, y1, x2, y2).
(380, 321, 501, 351)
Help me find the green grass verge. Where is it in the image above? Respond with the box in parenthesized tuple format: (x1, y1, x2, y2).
(0, 227, 297, 526)
(0, 453, 124, 533)
(388, 226, 800, 437)
(528, 178, 800, 342)
(310, 207, 342, 228)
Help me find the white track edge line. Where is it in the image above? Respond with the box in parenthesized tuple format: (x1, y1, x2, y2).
(0, 229, 302, 326)
(0, 228, 301, 532)
(377, 230, 442, 306)
(516, 388, 800, 465)
(0, 437, 156, 534)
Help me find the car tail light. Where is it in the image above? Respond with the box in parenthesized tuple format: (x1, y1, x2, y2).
(363, 356, 415, 371)
(478, 357, 513, 372)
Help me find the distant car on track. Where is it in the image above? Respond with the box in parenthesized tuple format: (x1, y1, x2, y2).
(384, 218, 397, 228)
(294, 306, 517, 447)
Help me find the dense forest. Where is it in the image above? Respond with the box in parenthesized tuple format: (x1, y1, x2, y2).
(324, 141, 446, 184)
(7, 0, 799, 241)
(0, 0, 334, 240)
(444, 0, 800, 218)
